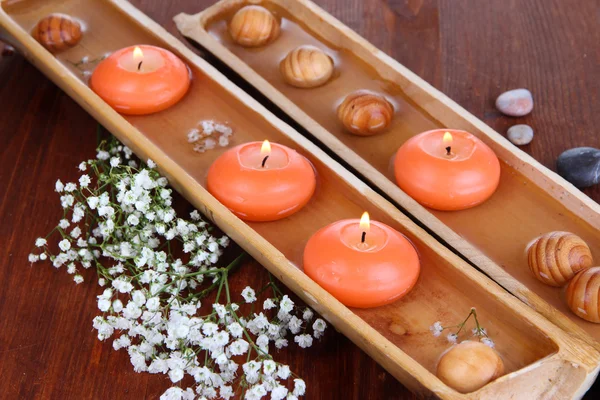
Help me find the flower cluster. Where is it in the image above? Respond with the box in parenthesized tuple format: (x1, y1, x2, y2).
(29, 135, 326, 399)
(429, 307, 494, 348)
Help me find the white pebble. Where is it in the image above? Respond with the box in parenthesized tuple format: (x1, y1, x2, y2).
(496, 88, 534, 117)
(507, 124, 534, 146)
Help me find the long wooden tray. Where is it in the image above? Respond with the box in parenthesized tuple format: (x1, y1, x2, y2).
(174, 0, 600, 350)
(1, 0, 598, 398)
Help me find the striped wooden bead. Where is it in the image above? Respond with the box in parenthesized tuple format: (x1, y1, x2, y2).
(281, 45, 334, 88)
(33, 14, 82, 53)
(337, 91, 394, 136)
(566, 267, 600, 323)
(228, 6, 279, 48)
(527, 231, 593, 287)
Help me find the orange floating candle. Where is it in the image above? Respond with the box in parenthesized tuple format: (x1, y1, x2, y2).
(394, 129, 501, 211)
(303, 212, 420, 308)
(90, 45, 190, 115)
(207, 140, 317, 222)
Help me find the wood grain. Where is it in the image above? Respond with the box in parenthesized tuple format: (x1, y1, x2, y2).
(0, 0, 598, 399)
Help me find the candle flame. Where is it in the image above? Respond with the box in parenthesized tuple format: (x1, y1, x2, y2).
(360, 211, 370, 232)
(133, 46, 144, 61)
(443, 131, 453, 146)
(260, 140, 271, 156)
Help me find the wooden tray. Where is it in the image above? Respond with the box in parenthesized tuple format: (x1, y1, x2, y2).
(174, 0, 600, 350)
(1, 0, 598, 398)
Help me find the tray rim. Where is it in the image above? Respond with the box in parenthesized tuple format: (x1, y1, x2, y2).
(174, 0, 600, 352)
(0, 0, 598, 398)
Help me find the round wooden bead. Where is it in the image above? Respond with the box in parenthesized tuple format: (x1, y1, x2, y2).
(32, 14, 82, 53)
(527, 231, 593, 287)
(228, 6, 280, 47)
(337, 91, 394, 136)
(280, 45, 334, 88)
(436, 341, 504, 393)
(566, 267, 600, 323)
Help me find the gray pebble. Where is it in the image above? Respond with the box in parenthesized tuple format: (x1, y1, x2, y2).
(557, 147, 600, 188)
(507, 124, 534, 145)
(495, 88, 534, 117)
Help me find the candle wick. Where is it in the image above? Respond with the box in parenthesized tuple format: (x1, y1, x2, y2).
(137, 61, 143, 71)
(445, 146, 452, 156)
(361, 231, 366, 243)
(261, 155, 269, 168)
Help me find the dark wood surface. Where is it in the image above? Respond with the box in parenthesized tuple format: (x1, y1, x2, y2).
(1, 0, 599, 399)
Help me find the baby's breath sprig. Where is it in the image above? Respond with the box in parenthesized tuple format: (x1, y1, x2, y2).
(29, 133, 325, 400)
(429, 308, 494, 348)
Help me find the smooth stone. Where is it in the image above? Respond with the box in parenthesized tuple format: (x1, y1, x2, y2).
(495, 88, 534, 117)
(507, 124, 534, 145)
(557, 147, 600, 188)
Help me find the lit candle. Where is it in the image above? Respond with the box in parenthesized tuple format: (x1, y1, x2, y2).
(303, 212, 420, 308)
(207, 140, 317, 222)
(90, 45, 191, 115)
(394, 129, 501, 211)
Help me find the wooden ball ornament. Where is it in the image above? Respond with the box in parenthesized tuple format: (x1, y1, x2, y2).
(566, 267, 600, 323)
(527, 231, 593, 287)
(436, 341, 504, 393)
(337, 91, 394, 136)
(32, 14, 82, 53)
(280, 45, 334, 88)
(228, 6, 280, 47)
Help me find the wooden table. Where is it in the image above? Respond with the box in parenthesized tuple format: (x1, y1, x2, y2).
(1, 0, 598, 398)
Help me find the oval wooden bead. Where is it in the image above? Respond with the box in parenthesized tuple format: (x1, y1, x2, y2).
(228, 6, 280, 48)
(566, 267, 600, 323)
(527, 231, 593, 287)
(280, 45, 334, 88)
(32, 14, 82, 53)
(337, 91, 394, 136)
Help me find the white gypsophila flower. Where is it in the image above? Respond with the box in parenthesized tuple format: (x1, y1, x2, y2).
(263, 360, 276, 375)
(147, 159, 156, 169)
(70, 226, 82, 239)
(429, 321, 443, 337)
(277, 365, 291, 380)
(263, 298, 276, 310)
(293, 379, 306, 397)
(447, 333, 458, 343)
(59, 219, 70, 230)
(64, 182, 77, 192)
(35, 238, 47, 247)
(271, 385, 288, 400)
(302, 308, 313, 321)
(288, 316, 302, 334)
(241, 286, 256, 303)
(73, 275, 84, 284)
(72, 205, 85, 223)
(79, 174, 91, 188)
(312, 318, 326, 335)
(39, 253, 47, 260)
(78, 162, 87, 171)
(97, 150, 109, 160)
(87, 196, 99, 209)
(110, 157, 120, 168)
(294, 334, 313, 349)
(127, 214, 140, 226)
(58, 239, 71, 252)
(55, 179, 64, 193)
(481, 337, 495, 348)
(29, 254, 40, 263)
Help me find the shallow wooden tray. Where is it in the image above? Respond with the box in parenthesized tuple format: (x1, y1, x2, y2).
(174, 0, 600, 350)
(1, 0, 599, 398)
